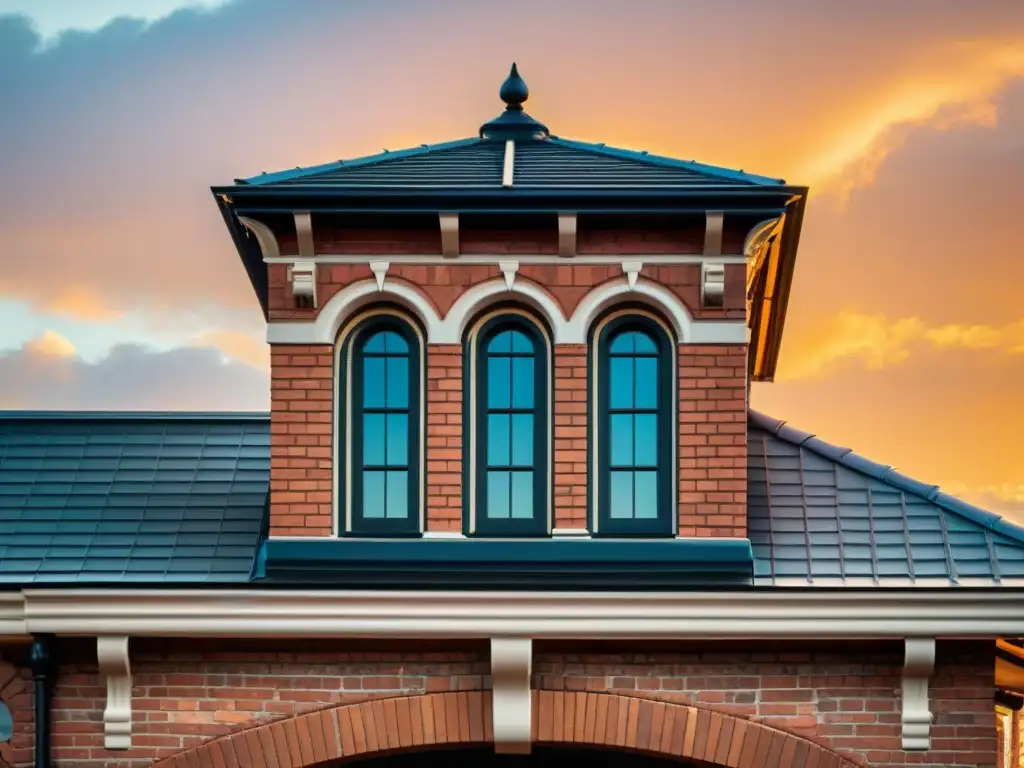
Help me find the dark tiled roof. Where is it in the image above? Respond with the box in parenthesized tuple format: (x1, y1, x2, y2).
(237, 137, 786, 189)
(748, 410, 1024, 587)
(0, 413, 269, 584)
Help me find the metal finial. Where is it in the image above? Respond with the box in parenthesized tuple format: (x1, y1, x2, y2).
(499, 62, 529, 110)
(479, 63, 548, 140)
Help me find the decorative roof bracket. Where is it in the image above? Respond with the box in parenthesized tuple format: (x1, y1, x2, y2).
(902, 637, 936, 750)
(558, 213, 577, 257)
(703, 210, 724, 257)
(294, 212, 315, 257)
(440, 213, 460, 258)
(97, 635, 132, 750)
(491, 637, 532, 754)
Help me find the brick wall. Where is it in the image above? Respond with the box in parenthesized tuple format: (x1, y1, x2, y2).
(678, 344, 748, 538)
(0, 640, 997, 767)
(270, 345, 334, 536)
(553, 344, 588, 530)
(426, 345, 463, 532)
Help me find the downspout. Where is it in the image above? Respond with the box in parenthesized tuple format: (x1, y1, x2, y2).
(29, 635, 54, 768)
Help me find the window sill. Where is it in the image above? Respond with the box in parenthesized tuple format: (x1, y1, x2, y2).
(255, 537, 754, 589)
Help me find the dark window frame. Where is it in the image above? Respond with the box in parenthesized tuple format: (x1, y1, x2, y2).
(590, 311, 675, 537)
(464, 312, 550, 537)
(338, 313, 422, 537)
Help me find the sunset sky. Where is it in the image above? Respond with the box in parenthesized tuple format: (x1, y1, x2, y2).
(1, 0, 1022, 521)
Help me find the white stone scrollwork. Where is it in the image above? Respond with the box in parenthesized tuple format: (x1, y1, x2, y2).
(490, 637, 532, 754)
(97, 635, 132, 750)
(901, 637, 936, 750)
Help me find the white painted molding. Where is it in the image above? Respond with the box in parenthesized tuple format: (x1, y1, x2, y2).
(622, 261, 643, 290)
(499, 260, 519, 290)
(901, 637, 936, 750)
(703, 211, 724, 257)
(369, 261, 390, 291)
(421, 531, 466, 539)
(294, 212, 315, 257)
(557, 214, 577, 257)
(502, 140, 515, 188)
(551, 528, 591, 538)
(439, 213, 460, 257)
(16, 590, 1024, 638)
(490, 637, 532, 754)
(439, 277, 564, 344)
(237, 216, 280, 259)
(701, 262, 726, 308)
(0, 593, 26, 635)
(288, 261, 318, 308)
(267, 275, 747, 345)
(97, 636, 132, 750)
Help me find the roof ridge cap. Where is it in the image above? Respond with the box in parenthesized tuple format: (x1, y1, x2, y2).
(748, 408, 1024, 545)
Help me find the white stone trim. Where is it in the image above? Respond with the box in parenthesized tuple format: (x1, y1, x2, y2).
(551, 528, 591, 538)
(294, 212, 315, 257)
(557, 214, 577, 257)
(498, 260, 519, 290)
(438, 278, 564, 344)
(97, 635, 132, 750)
(369, 260, 389, 291)
(267, 275, 747, 346)
(703, 211, 724, 257)
(440, 213, 460, 257)
(621, 261, 643, 289)
(490, 637, 532, 754)
(901, 637, 936, 750)
(15, 590, 1024, 638)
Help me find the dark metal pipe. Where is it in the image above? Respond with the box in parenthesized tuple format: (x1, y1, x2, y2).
(29, 635, 54, 768)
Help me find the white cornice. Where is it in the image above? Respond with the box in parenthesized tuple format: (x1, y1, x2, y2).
(261, 253, 747, 265)
(12, 589, 1024, 639)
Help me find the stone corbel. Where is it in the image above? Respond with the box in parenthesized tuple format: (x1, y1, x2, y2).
(97, 636, 132, 750)
(701, 262, 725, 307)
(490, 637, 532, 754)
(499, 260, 519, 290)
(370, 261, 390, 291)
(288, 262, 318, 308)
(902, 637, 936, 750)
(622, 261, 643, 290)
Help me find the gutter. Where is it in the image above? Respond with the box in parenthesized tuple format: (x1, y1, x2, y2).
(5, 588, 1024, 639)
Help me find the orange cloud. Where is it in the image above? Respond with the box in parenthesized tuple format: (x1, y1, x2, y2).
(43, 285, 123, 321)
(23, 330, 77, 358)
(796, 40, 1024, 201)
(779, 311, 1024, 380)
(192, 330, 269, 371)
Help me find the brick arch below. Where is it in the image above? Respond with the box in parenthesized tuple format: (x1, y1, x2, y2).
(151, 691, 859, 767)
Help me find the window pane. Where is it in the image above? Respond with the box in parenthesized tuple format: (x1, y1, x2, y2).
(511, 471, 534, 519)
(363, 413, 386, 466)
(609, 332, 634, 354)
(363, 331, 386, 353)
(511, 357, 534, 409)
(363, 471, 386, 518)
(634, 414, 658, 466)
(386, 356, 409, 408)
(489, 330, 512, 354)
(487, 357, 510, 408)
(386, 413, 408, 466)
(633, 331, 657, 354)
(610, 471, 634, 519)
(363, 357, 386, 408)
(487, 471, 510, 519)
(385, 471, 408, 519)
(383, 331, 408, 354)
(610, 414, 633, 467)
(634, 471, 658, 519)
(511, 414, 533, 466)
(511, 330, 533, 353)
(609, 357, 634, 409)
(487, 414, 510, 466)
(634, 357, 658, 409)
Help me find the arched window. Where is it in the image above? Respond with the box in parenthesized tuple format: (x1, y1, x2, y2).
(592, 312, 674, 535)
(338, 313, 421, 535)
(466, 313, 549, 536)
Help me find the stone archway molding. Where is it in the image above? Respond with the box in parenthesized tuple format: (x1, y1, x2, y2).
(153, 691, 859, 767)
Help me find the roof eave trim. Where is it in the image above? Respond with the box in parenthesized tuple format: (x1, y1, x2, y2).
(8, 588, 1024, 639)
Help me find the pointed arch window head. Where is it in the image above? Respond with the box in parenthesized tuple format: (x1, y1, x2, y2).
(339, 313, 422, 536)
(592, 312, 675, 536)
(466, 313, 550, 537)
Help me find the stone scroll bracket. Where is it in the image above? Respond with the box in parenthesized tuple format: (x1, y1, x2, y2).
(901, 636, 936, 750)
(490, 636, 533, 755)
(97, 635, 132, 750)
